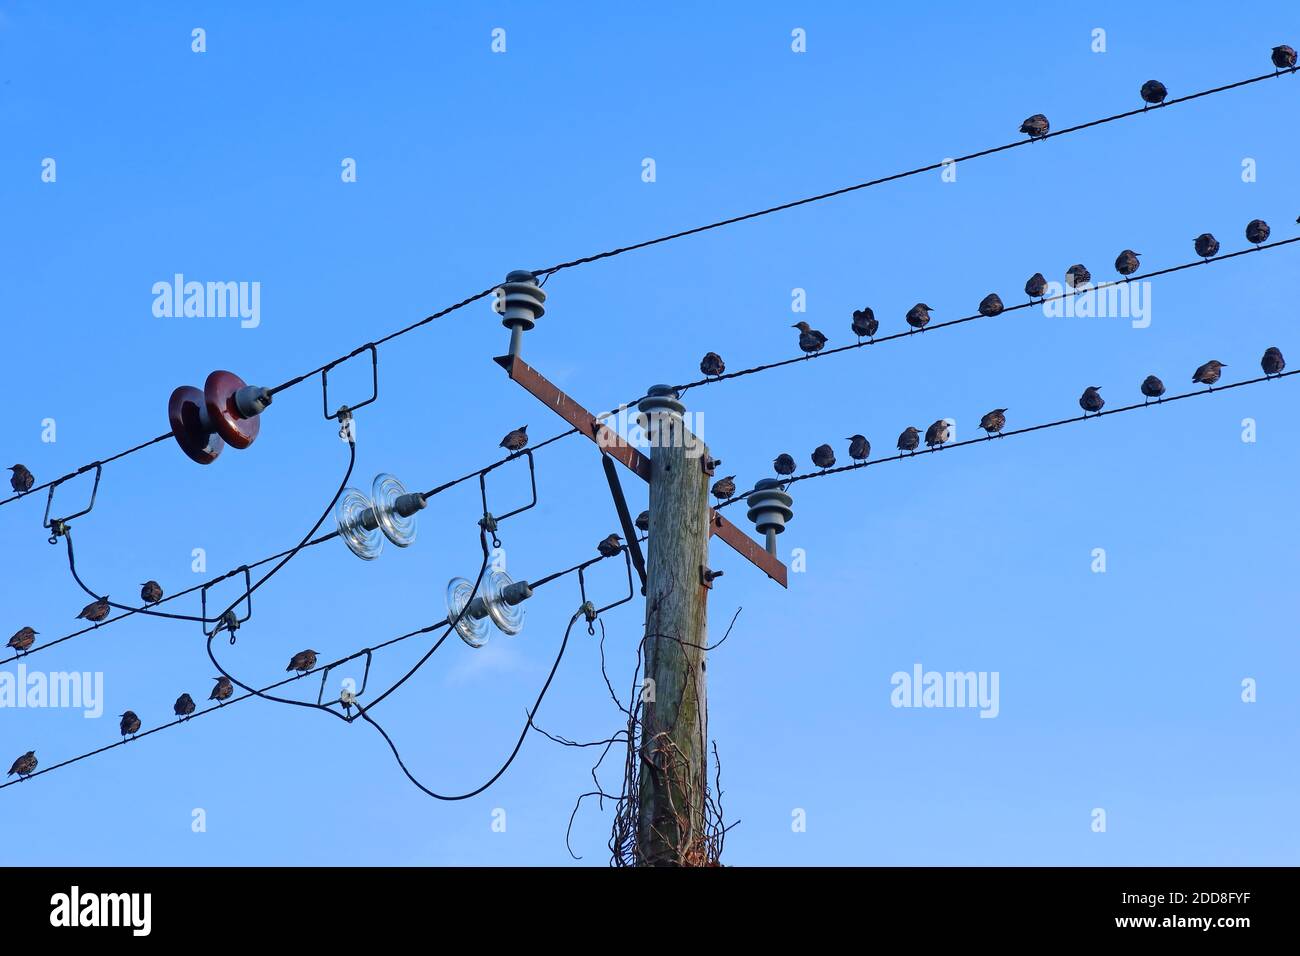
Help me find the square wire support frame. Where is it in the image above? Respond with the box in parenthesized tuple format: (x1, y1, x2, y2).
(578, 547, 635, 626)
(477, 448, 538, 545)
(200, 565, 253, 642)
(321, 343, 379, 421)
(42, 462, 102, 541)
(316, 648, 372, 717)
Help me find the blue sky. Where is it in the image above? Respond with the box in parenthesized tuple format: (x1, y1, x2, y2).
(1, 1, 1297, 865)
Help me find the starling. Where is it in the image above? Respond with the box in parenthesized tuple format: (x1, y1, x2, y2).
(811, 444, 836, 470)
(7, 627, 36, 654)
(119, 711, 141, 739)
(905, 303, 934, 332)
(1020, 113, 1050, 140)
(1139, 79, 1168, 107)
(1114, 250, 1141, 278)
(1246, 219, 1270, 246)
(1262, 347, 1286, 377)
(286, 649, 319, 674)
(1193, 360, 1227, 389)
(8, 464, 34, 494)
(978, 293, 1004, 317)
(847, 434, 871, 462)
(76, 597, 111, 622)
(1140, 375, 1166, 403)
(979, 409, 1008, 436)
(1025, 272, 1048, 301)
(699, 351, 725, 378)
(924, 419, 951, 449)
(711, 475, 737, 501)
(597, 533, 623, 558)
(1272, 44, 1297, 72)
(792, 321, 828, 356)
(851, 307, 878, 342)
(897, 426, 921, 454)
(209, 676, 233, 703)
(174, 693, 196, 719)
(634, 510, 650, 532)
(1065, 264, 1092, 289)
(773, 453, 797, 476)
(499, 425, 529, 452)
(1194, 233, 1220, 261)
(7, 751, 36, 779)
(140, 580, 163, 605)
(1079, 386, 1105, 415)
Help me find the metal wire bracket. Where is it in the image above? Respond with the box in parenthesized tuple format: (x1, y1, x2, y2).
(322, 343, 379, 421)
(42, 462, 102, 542)
(201, 566, 253, 642)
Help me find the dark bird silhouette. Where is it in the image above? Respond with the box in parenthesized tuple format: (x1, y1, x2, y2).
(76, 597, 111, 623)
(1025, 273, 1048, 301)
(119, 711, 141, 739)
(209, 676, 233, 704)
(1194, 233, 1220, 260)
(287, 649, 319, 674)
(1140, 375, 1166, 404)
(140, 581, 163, 605)
(7, 627, 36, 655)
(897, 426, 921, 454)
(1272, 44, 1297, 72)
(811, 444, 836, 470)
(1079, 387, 1105, 416)
(1020, 113, 1049, 139)
(634, 510, 650, 532)
(924, 420, 951, 449)
(1246, 219, 1270, 246)
(7, 751, 36, 778)
(905, 303, 934, 332)
(597, 533, 623, 558)
(979, 409, 1007, 436)
(174, 693, 196, 719)
(1115, 250, 1141, 278)
(1139, 79, 1168, 107)
(7, 464, 34, 494)
(699, 351, 725, 378)
(792, 321, 828, 356)
(1065, 264, 1092, 289)
(978, 293, 1004, 317)
(499, 425, 528, 452)
(847, 435, 871, 462)
(773, 453, 797, 476)
(1262, 347, 1286, 378)
(710, 475, 736, 501)
(851, 308, 878, 342)
(1193, 360, 1227, 389)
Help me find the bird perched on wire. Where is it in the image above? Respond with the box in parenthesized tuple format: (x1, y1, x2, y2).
(7, 464, 34, 494)
(597, 533, 623, 558)
(1065, 264, 1092, 289)
(792, 321, 828, 356)
(140, 581, 163, 605)
(924, 420, 951, 449)
(811, 444, 836, 470)
(1139, 79, 1168, 107)
(76, 597, 111, 622)
(710, 475, 737, 501)
(851, 308, 878, 342)
(978, 293, 1004, 317)
(173, 693, 196, 719)
(773, 453, 796, 476)
(499, 425, 529, 452)
(1246, 219, 1270, 246)
(897, 426, 921, 454)
(7, 627, 36, 655)
(979, 409, 1008, 437)
(1261, 347, 1286, 378)
(1079, 386, 1105, 416)
(905, 303, 934, 332)
(1193, 360, 1227, 389)
(1194, 233, 1220, 261)
(1020, 113, 1049, 140)
(209, 676, 233, 704)
(1272, 44, 1297, 72)
(634, 510, 650, 533)
(119, 711, 141, 739)
(847, 435, 871, 462)
(7, 751, 36, 779)
(1140, 375, 1166, 404)
(1025, 273, 1048, 302)
(286, 649, 319, 674)
(1115, 250, 1141, 278)
(699, 352, 726, 379)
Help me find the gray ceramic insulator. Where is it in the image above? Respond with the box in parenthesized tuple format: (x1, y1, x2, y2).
(746, 478, 794, 551)
(501, 580, 533, 606)
(499, 270, 546, 332)
(393, 493, 427, 518)
(234, 385, 273, 418)
(636, 385, 686, 445)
